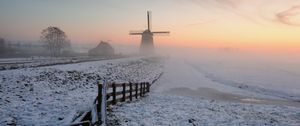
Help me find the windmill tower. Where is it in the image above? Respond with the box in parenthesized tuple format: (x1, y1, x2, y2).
(130, 11, 170, 55)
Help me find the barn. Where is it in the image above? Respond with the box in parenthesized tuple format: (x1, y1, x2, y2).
(88, 41, 115, 57)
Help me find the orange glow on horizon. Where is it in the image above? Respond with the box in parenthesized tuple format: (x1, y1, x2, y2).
(1, 0, 300, 54)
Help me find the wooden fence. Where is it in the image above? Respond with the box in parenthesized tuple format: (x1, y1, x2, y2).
(70, 82, 151, 126)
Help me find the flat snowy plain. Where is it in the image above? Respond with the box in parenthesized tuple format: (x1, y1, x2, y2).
(1, 53, 300, 126)
(108, 51, 300, 126)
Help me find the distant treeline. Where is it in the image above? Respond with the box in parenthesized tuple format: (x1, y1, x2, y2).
(0, 37, 75, 58)
(1, 26, 119, 58)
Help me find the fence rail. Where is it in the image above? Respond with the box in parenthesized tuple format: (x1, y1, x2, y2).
(71, 81, 151, 126)
(106, 82, 150, 106)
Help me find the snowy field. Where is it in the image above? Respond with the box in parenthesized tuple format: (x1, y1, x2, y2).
(0, 56, 115, 71)
(0, 57, 163, 125)
(153, 57, 300, 102)
(108, 50, 300, 126)
(108, 93, 300, 126)
(186, 52, 300, 101)
(1, 51, 300, 126)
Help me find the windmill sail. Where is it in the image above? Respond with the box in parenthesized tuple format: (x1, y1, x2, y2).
(152, 31, 170, 35)
(129, 30, 143, 35)
(147, 11, 151, 31)
(129, 11, 170, 55)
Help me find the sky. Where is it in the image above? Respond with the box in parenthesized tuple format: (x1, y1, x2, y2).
(1, 0, 300, 53)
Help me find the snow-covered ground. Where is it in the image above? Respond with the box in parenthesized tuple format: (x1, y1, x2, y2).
(108, 54, 300, 126)
(0, 56, 116, 71)
(0, 57, 163, 125)
(109, 93, 300, 126)
(186, 52, 300, 101)
(1, 51, 300, 125)
(153, 57, 300, 102)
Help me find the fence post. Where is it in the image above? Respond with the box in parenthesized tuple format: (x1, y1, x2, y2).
(97, 83, 102, 117)
(143, 83, 146, 96)
(141, 83, 144, 96)
(122, 83, 126, 102)
(129, 83, 133, 101)
(112, 83, 116, 105)
(144, 83, 146, 95)
(140, 83, 143, 97)
(135, 83, 138, 99)
(101, 80, 107, 125)
(147, 82, 150, 92)
(148, 83, 151, 92)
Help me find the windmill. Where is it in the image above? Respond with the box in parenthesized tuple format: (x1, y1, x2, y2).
(130, 11, 170, 55)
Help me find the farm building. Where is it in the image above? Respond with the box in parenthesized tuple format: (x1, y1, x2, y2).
(88, 41, 114, 57)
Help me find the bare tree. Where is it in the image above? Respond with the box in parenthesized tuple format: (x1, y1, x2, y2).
(40, 26, 71, 57)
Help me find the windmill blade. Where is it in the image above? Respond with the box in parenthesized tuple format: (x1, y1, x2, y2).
(147, 11, 152, 31)
(129, 33, 143, 35)
(129, 30, 143, 35)
(152, 31, 170, 36)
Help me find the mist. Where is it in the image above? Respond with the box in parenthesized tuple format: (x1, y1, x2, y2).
(1, 0, 300, 125)
(154, 45, 300, 101)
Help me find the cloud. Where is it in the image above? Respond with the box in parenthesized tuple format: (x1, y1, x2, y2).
(178, 0, 300, 26)
(276, 5, 300, 26)
(184, 0, 262, 25)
